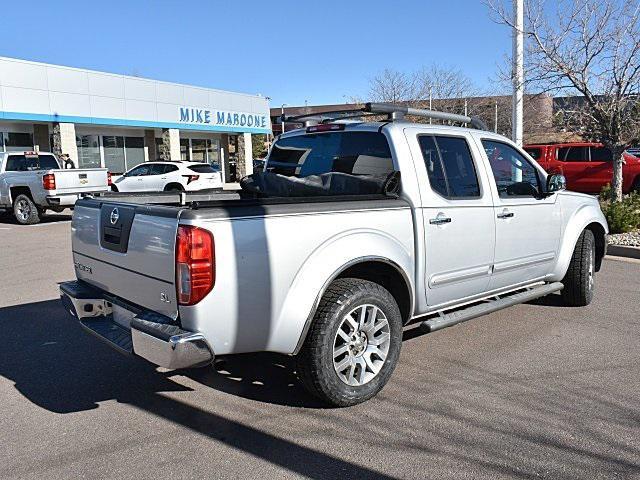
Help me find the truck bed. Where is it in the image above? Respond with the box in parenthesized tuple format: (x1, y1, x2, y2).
(85, 190, 406, 219)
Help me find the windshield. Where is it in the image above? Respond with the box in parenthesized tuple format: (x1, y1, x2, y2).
(5, 154, 60, 172)
(267, 131, 393, 177)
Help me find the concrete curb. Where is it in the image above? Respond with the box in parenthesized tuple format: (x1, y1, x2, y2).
(607, 245, 640, 259)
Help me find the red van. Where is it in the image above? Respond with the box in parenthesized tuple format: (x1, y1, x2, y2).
(524, 142, 640, 194)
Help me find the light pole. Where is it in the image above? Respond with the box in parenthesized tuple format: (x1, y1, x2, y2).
(281, 103, 288, 135)
(429, 86, 433, 124)
(512, 0, 524, 146)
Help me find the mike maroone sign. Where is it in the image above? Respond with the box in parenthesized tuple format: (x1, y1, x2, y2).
(179, 107, 268, 130)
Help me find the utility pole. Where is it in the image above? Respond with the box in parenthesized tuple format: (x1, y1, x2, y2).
(494, 100, 499, 133)
(281, 104, 287, 135)
(512, 0, 524, 146)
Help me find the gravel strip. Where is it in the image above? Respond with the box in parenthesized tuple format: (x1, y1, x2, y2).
(608, 230, 640, 247)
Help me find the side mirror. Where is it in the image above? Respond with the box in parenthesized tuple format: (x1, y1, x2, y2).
(546, 174, 566, 193)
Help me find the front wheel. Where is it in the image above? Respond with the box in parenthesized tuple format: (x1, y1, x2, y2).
(13, 194, 42, 225)
(295, 278, 402, 407)
(561, 229, 596, 306)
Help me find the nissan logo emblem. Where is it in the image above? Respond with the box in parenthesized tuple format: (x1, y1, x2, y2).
(110, 207, 119, 225)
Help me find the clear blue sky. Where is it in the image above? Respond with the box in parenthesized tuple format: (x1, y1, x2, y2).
(0, 0, 511, 108)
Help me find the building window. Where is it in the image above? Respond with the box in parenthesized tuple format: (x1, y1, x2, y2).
(5, 132, 34, 152)
(180, 138, 190, 161)
(191, 139, 207, 162)
(155, 138, 163, 160)
(125, 137, 145, 169)
(103, 136, 126, 174)
(207, 139, 221, 169)
(76, 135, 101, 168)
(0, 132, 4, 152)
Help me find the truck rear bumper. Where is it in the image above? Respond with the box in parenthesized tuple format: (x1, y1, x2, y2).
(46, 194, 80, 206)
(59, 280, 214, 369)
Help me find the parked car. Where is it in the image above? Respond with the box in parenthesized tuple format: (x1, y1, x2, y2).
(626, 147, 640, 158)
(60, 103, 608, 407)
(111, 161, 223, 193)
(0, 151, 110, 224)
(524, 142, 640, 194)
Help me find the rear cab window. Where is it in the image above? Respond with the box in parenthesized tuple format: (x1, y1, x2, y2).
(4, 154, 60, 172)
(266, 131, 394, 177)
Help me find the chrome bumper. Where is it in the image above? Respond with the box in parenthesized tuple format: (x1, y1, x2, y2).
(59, 281, 214, 369)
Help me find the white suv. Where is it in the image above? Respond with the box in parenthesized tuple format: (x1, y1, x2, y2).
(112, 161, 223, 193)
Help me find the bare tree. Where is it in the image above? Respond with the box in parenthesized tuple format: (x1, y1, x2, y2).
(367, 69, 419, 104)
(488, 0, 640, 201)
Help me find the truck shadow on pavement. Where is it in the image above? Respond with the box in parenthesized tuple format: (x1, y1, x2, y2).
(1, 298, 639, 478)
(0, 212, 72, 225)
(0, 299, 395, 480)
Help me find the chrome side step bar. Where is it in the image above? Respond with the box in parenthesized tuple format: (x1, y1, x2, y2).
(421, 282, 564, 333)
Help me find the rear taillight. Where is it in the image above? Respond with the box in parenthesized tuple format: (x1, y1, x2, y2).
(42, 173, 56, 190)
(176, 225, 215, 305)
(184, 175, 200, 184)
(107, 172, 112, 186)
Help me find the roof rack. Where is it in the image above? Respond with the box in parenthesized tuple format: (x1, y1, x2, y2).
(281, 102, 488, 131)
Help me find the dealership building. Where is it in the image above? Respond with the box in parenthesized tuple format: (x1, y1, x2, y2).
(0, 56, 271, 182)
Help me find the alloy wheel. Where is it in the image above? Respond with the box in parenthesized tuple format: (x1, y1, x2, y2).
(332, 304, 391, 386)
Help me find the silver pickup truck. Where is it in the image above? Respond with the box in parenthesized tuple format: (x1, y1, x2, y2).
(0, 151, 109, 224)
(60, 104, 608, 406)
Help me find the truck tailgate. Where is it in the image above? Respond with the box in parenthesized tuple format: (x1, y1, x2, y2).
(71, 199, 180, 319)
(54, 168, 109, 194)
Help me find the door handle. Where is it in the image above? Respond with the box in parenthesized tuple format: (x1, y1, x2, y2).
(429, 214, 452, 225)
(497, 210, 514, 219)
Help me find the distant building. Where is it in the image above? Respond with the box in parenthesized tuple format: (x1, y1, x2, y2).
(0, 56, 271, 182)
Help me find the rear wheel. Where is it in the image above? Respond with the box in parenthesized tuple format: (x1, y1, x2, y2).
(561, 229, 596, 306)
(13, 194, 42, 225)
(164, 183, 184, 192)
(296, 278, 402, 407)
(632, 177, 640, 193)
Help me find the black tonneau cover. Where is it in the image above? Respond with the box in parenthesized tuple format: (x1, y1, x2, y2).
(239, 171, 401, 198)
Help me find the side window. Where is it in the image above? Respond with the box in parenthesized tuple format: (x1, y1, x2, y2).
(164, 164, 179, 173)
(150, 164, 168, 175)
(558, 146, 588, 162)
(590, 146, 613, 162)
(128, 165, 150, 176)
(418, 136, 448, 197)
(482, 140, 541, 198)
(418, 135, 481, 199)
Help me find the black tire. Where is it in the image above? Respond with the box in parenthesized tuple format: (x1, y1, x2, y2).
(632, 177, 640, 193)
(561, 229, 596, 307)
(164, 183, 184, 192)
(13, 194, 41, 225)
(295, 278, 403, 407)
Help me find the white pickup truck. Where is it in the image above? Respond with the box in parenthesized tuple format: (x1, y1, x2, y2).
(60, 104, 608, 407)
(0, 151, 110, 224)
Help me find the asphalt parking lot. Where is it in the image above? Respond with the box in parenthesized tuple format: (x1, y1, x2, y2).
(1, 213, 639, 479)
